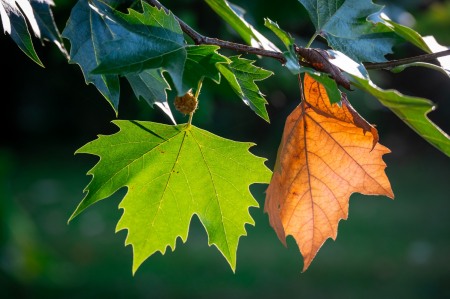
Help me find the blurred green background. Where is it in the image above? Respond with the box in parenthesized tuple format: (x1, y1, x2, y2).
(1, 0, 450, 298)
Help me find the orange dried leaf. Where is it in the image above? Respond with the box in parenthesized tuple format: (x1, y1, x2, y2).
(265, 74, 394, 272)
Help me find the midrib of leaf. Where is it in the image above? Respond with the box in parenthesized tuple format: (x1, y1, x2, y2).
(191, 130, 232, 258)
(143, 130, 189, 250)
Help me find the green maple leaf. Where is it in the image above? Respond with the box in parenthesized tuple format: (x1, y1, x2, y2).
(70, 121, 271, 273)
(217, 56, 273, 122)
(298, 0, 397, 62)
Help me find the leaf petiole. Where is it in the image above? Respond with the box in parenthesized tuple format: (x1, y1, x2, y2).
(188, 78, 203, 126)
(305, 33, 319, 48)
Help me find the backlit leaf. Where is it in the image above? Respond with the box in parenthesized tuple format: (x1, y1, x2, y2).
(71, 121, 271, 274)
(1, 0, 43, 66)
(182, 45, 230, 92)
(204, 0, 279, 51)
(265, 74, 393, 271)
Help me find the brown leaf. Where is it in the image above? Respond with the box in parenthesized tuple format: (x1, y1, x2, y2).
(265, 73, 394, 272)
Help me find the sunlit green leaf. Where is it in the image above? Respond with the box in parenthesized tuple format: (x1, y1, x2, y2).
(70, 120, 271, 274)
(204, 0, 279, 51)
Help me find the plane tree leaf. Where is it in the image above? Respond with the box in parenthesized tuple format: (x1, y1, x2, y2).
(0, 0, 67, 65)
(62, 0, 121, 111)
(217, 55, 273, 122)
(265, 74, 393, 271)
(70, 120, 271, 274)
(91, 0, 188, 95)
(329, 50, 450, 156)
(1, 0, 43, 66)
(126, 69, 176, 124)
(30, 0, 68, 57)
(204, 0, 279, 51)
(298, 0, 398, 62)
(182, 45, 230, 91)
(126, 45, 229, 124)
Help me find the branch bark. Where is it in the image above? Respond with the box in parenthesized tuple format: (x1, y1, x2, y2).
(145, 0, 450, 73)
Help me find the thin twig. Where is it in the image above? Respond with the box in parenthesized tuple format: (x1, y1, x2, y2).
(364, 49, 450, 70)
(145, 0, 286, 63)
(145, 0, 450, 72)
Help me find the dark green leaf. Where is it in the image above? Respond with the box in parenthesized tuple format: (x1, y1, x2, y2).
(62, 0, 120, 112)
(30, 0, 68, 58)
(182, 45, 230, 91)
(126, 69, 175, 124)
(298, 0, 397, 62)
(91, 0, 188, 95)
(1, 0, 43, 66)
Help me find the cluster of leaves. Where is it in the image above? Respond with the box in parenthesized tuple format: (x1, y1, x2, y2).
(2, 0, 449, 274)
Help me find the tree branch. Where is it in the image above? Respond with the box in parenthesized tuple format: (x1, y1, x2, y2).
(364, 49, 450, 70)
(145, 0, 287, 63)
(145, 0, 450, 75)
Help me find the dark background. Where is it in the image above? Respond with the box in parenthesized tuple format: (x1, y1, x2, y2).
(1, 0, 450, 298)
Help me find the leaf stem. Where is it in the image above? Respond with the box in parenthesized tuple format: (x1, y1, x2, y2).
(305, 33, 319, 48)
(188, 78, 203, 127)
